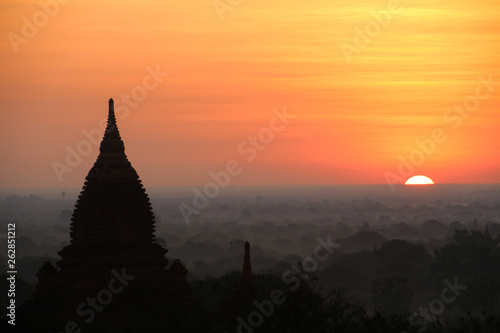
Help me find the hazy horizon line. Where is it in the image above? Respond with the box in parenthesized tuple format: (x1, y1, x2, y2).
(1, 182, 499, 192)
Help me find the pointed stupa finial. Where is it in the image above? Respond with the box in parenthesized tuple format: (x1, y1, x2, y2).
(107, 98, 114, 121)
(105, 98, 117, 135)
(242, 241, 252, 282)
(94, 98, 127, 165)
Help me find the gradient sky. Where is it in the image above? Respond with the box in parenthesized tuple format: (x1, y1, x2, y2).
(1, 0, 499, 189)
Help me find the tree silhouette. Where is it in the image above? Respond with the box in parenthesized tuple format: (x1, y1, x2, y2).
(371, 276, 413, 315)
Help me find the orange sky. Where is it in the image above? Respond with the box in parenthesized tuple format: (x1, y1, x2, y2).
(1, 0, 499, 189)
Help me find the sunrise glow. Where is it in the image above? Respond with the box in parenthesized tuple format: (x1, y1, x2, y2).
(1, 0, 499, 188)
(405, 176, 435, 185)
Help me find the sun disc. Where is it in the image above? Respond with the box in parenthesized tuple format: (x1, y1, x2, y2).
(405, 175, 434, 185)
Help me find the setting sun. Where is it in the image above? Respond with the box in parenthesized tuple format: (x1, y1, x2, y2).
(405, 175, 435, 185)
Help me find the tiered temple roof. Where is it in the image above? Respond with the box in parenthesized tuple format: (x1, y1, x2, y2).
(35, 99, 189, 325)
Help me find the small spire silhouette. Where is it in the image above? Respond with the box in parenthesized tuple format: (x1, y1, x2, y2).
(104, 98, 119, 138)
(242, 241, 252, 282)
(95, 97, 127, 166)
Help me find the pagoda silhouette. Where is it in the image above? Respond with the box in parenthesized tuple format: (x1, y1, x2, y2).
(241, 241, 255, 298)
(30, 99, 190, 330)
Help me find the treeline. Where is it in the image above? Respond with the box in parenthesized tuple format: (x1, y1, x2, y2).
(3, 229, 500, 332)
(188, 229, 500, 333)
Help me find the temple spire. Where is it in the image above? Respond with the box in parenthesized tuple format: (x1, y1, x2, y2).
(242, 241, 253, 282)
(95, 97, 127, 165)
(104, 98, 120, 140)
(34, 98, 190, 330)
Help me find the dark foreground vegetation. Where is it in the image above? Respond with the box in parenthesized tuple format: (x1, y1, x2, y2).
(1, 229, 498, 333)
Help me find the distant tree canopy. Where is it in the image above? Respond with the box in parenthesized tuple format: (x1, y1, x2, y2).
(371, 276, 413, 315)
(8, 229, 500, 333)
(432, 229, 500, 312)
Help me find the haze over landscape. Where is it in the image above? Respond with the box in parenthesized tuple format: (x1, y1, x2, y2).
(1, 0, 500, 332)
